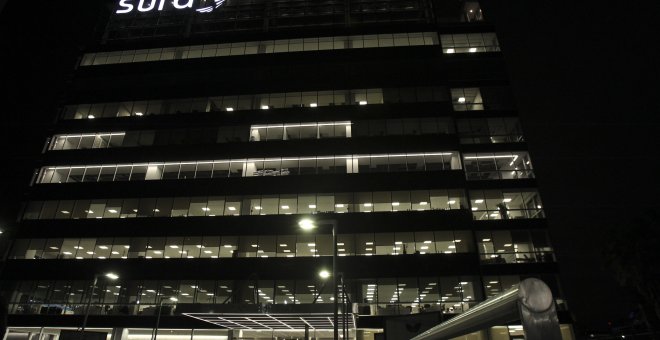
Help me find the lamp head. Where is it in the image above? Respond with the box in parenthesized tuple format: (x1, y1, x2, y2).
(298, 219, 316, 231)
(105, 273, 119, 280)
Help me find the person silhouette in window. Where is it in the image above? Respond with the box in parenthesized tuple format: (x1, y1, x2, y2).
(497, 202, 509, 219)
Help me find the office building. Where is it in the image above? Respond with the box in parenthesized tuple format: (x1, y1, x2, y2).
(1, 0, 573, 339)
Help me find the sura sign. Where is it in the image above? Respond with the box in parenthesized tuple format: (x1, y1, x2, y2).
(116, 0, 225, 14)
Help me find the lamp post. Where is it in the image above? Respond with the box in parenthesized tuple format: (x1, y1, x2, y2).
(152, 296, 178, 340)
(299, 218, 338, 340)
(80, 273, 119, 340)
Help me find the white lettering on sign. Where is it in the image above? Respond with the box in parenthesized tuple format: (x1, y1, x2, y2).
(137, 0, 157, 12)
(173, 0, 194, 9)
(116, 0, 225, 14)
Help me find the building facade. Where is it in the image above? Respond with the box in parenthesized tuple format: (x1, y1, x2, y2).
(1, 0, 573, 339)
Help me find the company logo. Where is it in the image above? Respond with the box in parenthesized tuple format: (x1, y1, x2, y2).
(116, 0, 226, 14)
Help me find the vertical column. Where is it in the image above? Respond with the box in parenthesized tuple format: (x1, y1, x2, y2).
(111, 328, 128, 340)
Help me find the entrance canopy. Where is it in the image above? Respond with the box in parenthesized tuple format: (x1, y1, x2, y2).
(184, 313, 355, 331)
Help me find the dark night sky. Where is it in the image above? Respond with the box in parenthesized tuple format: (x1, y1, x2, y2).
(1, 0, 659, 334)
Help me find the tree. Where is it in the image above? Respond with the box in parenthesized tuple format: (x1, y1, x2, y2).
(604, 209, 660, 337)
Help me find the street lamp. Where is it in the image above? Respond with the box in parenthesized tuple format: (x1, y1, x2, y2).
(80, 272, 119, 340)
(299, 218, 339, 340)
(152, 296, 178, 340)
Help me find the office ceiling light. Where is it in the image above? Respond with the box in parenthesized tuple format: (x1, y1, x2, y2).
(392, 202, 400, 206)
(281, 205, 290, 209)
(359, 100, 368, 105)
(254, 206, 262, 210)
(446, 48, 455, 54)
(261, 105, 269, 110)
(135, 112, 143, 116)
(364, 203, 373, 207)
(457, 97, 466, 103)
(226, 107, 234, 111)
(308, 204, 317, 209)
(99, 246, 109, 249)
(279, 244, 287, 247)
(202, 207, 211, 211)
(502, 198, 512, 203)
(471, 207, 478, 211)
(335, 204, 345, 208)
(223, 245, 233, 248)
(419, 202, 428, 206)
(227, 207, 236, 211)
(482, 238, 491, 242)
(169, 245, 179, 249)
(87, 115, 95, 119)
(448, 200, 456, 205)
(468, 47, 477, 53)
(310, 103, 318, 107)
